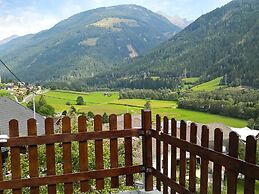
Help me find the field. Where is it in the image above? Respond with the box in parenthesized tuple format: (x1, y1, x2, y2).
(182, 77, 199, 83)
(192, 77, 223, 91)
(40, 90, 247, 127)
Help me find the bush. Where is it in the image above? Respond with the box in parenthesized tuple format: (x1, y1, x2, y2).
(76, 96, 85, 105)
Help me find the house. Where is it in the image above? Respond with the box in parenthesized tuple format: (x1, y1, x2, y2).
(0, 97, 45, 136)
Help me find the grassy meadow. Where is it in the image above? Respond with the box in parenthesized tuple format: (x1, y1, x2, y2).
(192, 77, 223, 91)
(39, 90, 247, 128)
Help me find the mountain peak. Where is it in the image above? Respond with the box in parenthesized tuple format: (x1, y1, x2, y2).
(0, 5, 180, 82)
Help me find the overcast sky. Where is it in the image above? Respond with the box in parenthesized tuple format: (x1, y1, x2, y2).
(0, 0, 232, 40)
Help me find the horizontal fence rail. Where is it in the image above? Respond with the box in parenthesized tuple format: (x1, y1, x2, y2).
(0, 110, 258, 194)
(152, 114, 259, 194)
(0, 113, 144, 193)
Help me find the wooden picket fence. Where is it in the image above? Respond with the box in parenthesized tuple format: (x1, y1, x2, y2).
(0, 110, 258, 194)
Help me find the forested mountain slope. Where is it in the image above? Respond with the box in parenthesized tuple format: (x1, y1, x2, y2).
(118, 0, 259, 88)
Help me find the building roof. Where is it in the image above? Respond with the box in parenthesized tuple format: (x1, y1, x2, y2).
(0, 97, 45, 136)
(230, 127, 259, 141)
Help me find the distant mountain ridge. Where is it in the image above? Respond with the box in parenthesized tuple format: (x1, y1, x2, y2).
(157, 12, 193, 28)
(0, 4, 180, 82)
(0, 35, 19, 45)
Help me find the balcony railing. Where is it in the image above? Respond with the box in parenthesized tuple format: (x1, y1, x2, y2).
(0, 110, 258, 193)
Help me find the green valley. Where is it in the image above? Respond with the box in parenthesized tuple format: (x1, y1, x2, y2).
(38, 90, 247, 127)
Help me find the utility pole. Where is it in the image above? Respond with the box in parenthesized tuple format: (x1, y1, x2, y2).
(33, 93, 36, 119)
(224, 74, 228, 86)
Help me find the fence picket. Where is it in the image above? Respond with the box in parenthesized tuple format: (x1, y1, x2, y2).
(124, 113, 134, 186)
(78, 116, 89, 192)
(27, 119, 39, 194)
(227, 132, 239, 194)
(45, 118, 56, 194)
(9, 120, 22, 194)
(0, 144, 3, 194)
(200, 125, 209, 194)
(94, 115, 104, 190)
(213, 128, 223, 194)
(1, 111, 259, 194)
(156, 115, 161, 191)
(179, 120, 187, 187)
(163, 116, 169, 194)
(110, 114, 119, 188)
(244, 136, 257, 194)
(62, 117, 73, 193)
(170, 118, 177, 194)
(189, 123, 197, 192)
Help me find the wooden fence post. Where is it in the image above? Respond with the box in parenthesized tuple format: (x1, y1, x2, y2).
(156, 114, 161, 191)
(142, 110, 153, 191)
(227, 131, 239, 194)
(9, 119, 22, 194)
(244, 136, 257, 194)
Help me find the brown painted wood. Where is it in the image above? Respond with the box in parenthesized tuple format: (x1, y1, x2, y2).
(244, 136, 257, 194)
(143, 110, 153, 191)
(124, 113, 134, 186)
(110, 114, 119, 188)
(0, 165, 142, 190)
(227, 131, 239, 194)
(45, 118, 56, 194)
(0, 144, 3, 194)
(189, 123, 197, 192)
(151, 129, 259, 180)
(94, 115, 104, 190)
(27, 119, 39, 194)
(156, 114, 161, 191)
(212, 128, 223, 194)
(163, 116, 169, 194)
(6, 128, 143, 146)
(200, 125, 209, 194)
(179, 120, 187, 187)
(152, 168, 193, 194)
(9, 119, 22, 194)
(78, 115, 89, 192)
(171, 118, 177, 194)
(62, 117, 73, 193)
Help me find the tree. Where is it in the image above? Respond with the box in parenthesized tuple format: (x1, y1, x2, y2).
(27, 96, 55, 117)
(247, 118, 255, 129)
(87, 111, 94, 119)
(38, 104, 55, 117)
(76, 96, 85, 105)
(38, 95, 47, 107)
(144, 100, 151, 110)
(102, 112, 109, 123)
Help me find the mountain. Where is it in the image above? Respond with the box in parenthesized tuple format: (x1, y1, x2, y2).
(0, 35, 19, 45)
(113, 0, 259, 88)
(0, 5, 180, 83)
(157, 12, 193, 29)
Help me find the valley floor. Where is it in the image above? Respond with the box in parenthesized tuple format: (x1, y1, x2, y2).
(39, 90, 247, 128)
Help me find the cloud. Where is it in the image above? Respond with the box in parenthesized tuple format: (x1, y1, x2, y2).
(0, 0, 232, 40)
(0, 6, 59, 40)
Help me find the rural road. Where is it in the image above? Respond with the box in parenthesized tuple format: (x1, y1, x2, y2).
(23, 90, 48, 103)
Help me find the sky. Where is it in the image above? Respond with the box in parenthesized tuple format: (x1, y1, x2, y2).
(0, 0, 232, 40)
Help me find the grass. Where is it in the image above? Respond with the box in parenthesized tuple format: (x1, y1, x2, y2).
(236, 180, 259, 194)
(0, 89, 9, 96)
(39, 90, 247, 127)
(192, 77, 223, 91)
(183, 77, 199, 83)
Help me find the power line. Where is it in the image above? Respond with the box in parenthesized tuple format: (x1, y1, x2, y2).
(0, 59, 24, 83)
(0, 58, 76, 102)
